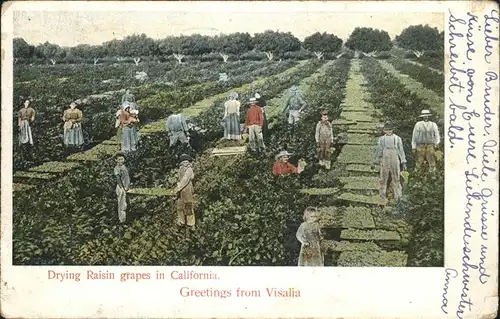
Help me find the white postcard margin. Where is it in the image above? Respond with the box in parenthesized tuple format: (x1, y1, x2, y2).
(1, 1, 498, 318)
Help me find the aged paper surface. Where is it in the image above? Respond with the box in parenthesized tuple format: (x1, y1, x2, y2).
(1, 1, 498, 318)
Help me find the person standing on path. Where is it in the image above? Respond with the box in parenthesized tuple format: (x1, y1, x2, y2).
(62, 101, 84, 149)
(114, 154, 130, 223)
(255, 92, 268, 139)
(175, 154, 196, 227)
(120, 103, 140, 152)
(411, 109, 440, 171)
(296, 207, 324, 267)
(284, 85, 307, 125)
(121, 89, 135, 104)
(166, 112, 190, 148)
(371, 123, 407, 202)
(315, 110, 335, 170)
(18, 99, 36, 146)
(222, 92, 241, 140)
(272, 150, 304, 176)
(245, 98, 265, 153)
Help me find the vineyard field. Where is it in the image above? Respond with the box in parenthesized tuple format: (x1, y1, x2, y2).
(12, 53, 444, 267)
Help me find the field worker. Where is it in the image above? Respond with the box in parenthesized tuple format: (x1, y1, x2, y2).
(62, 101, 84, 148)
(166, 112, 190, 147)
(255, 92, 268, 139)
(115, 106, 123, 140)
(175, 154, 196, 227)
(244, 98, 265, 153)
(412, 109, 440, 171)
(114, 153, 130, 223)
(272, 150, 304, 176)
(296, 207, 324, 266)
(284, 85, 307, 124)
(18, 99, 36, 146)
(121, 89, 135, 104)
(119, 103, 140, 152)
(371, 123, 407, 202)
(315, 110, 335, 169)
(222, 92, 241, 140)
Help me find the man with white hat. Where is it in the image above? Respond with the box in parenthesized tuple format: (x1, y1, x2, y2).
(244, 98, 265, 153)
(371, 123, 407, 202)
(284, 85, 307, 125)
(272, 150, 304, 176)
(412, 109, 440, 171)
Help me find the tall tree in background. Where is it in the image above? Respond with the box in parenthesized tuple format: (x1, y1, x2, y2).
(345, 27, 392, 53)
(13, 38, 35, 62)
(303, 32, 343, 60)
(395, 24, 443, 56)
(214, 32, 253, 62)
(252, 30, 301, 60)
(34, 41, 66, 65)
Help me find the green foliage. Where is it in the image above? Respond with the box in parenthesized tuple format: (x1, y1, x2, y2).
(252, 30, 302, 54)
(387, 57, 444, 96)
(345, 27, 393, 52)
(303, 32, 343, 53)
(395, 24, 444, 51)
(13, 58, 351, 266)
(401, 169, 444, 266)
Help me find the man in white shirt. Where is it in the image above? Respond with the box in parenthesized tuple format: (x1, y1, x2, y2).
(412, 109, 440, 171)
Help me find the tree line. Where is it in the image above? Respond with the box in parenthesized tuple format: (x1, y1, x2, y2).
(14, 25, 443, 64)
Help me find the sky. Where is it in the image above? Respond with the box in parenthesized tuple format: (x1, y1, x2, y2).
(12, 3, 444, 47)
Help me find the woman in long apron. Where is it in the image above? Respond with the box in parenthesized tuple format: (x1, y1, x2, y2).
(223, 92, 241, 140)
(62, 102, 84, 149)
(120, 104, 140, 152)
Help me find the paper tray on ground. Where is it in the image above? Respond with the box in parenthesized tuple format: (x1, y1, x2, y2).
(211, 146, 247, 156)
(127, 188, 176, 197)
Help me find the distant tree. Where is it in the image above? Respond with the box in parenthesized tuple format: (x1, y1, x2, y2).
(13, 38, 35, 61)
(253, 30, 302, 60)
(303, 32, 343, 59)
(34, 41, 66, 65)
(214, 32, 253, 62)
(345, 27, 392, 53)
(395, 24, 443, 55)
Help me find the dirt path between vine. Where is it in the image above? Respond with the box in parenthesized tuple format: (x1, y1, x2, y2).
(317, 59, 409, 267)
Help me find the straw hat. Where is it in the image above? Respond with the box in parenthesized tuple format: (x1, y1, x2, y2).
(419, 109, 432, 117)
(275, 150, 293, 160)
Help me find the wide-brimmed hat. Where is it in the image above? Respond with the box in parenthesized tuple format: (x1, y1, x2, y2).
(275, 150, 293, 160)
(249, 97, 258, 104)
(383, 123, 394, 130)
(291, 86, 299, 92)
(419, 109, 432, 117)
(180, 154, 192, 162)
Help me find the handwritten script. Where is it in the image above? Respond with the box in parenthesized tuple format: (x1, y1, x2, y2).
(443, 7, 498, 319)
